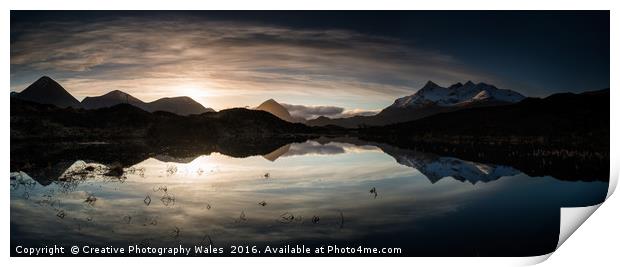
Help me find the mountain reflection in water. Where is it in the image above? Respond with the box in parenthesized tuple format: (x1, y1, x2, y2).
(10, 140, 608, 256)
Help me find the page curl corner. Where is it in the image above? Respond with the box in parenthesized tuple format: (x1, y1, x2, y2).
(556, 204, 602, 251)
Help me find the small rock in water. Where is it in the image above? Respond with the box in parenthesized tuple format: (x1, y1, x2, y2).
(144, 195, 151, 206)
(56, 210, 66, 219)
(278, 212, 296, 224)
(172, 226, 180, 238)
(235, 211, 248, 223)
(370, 187, 378, 199)
(122, 215, 132, 224)
(84, 194, 97, 206)
(160, 194, 175, 206)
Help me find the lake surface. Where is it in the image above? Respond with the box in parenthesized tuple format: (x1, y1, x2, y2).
(10, 140, 608, 256)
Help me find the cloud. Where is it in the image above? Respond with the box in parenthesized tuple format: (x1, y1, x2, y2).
(281, 141, 380, 157)
(339, 109, 381, 118)
(284, 142, 346, 156)
(280, 103, 379, 120)
(281, 103, 343, 119)
(10, 15, 499, 110)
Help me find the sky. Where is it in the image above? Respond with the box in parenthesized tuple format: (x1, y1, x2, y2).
(10, 11, 609, 116)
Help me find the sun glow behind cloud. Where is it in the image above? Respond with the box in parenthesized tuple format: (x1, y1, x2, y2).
(10, 15, 499, 111)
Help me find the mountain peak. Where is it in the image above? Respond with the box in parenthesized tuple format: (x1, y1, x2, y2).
(16, 76, 81, 108)
(107, 89, 128, 95)
(82, 89, 146, 110)
(389, 80, 525, 110)
(256, 99, 294, 122)
(262, 98, 278, 104)
(477, 82, 496, 89)
(448, 82, 463, 89)
(32, 76, 58, 87)
(97, 90, 134, 99)
(38, 75, 54, 82)
(423, 80, 439, 89)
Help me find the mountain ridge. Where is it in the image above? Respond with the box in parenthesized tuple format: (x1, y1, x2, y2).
(388, 80, 525, 109)
(15, 76, 215, 116)
(306, 80, 525, 128)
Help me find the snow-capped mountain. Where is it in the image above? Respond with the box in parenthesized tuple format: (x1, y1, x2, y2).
(389, 80, 525, 109)
(306, 80, 525, 128)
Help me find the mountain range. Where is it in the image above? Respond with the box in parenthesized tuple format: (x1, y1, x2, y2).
(11, 83, 609, 182)
(13, 76, 214, 116)
(10, 75, 607, 150)
(82, 90, 215, 115)
(367, 88, 609, 140)
(13, 76, 529, 126)
(306, 80, 525, 128)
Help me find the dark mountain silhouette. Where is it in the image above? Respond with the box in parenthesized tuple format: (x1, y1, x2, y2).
(14, 76, 81, 108)
(146, 96, 215, 115)
(82, 90, 215, 115)
(307, 81, 524, 128)
(16, 76, 215, 115)
(10, 97, 311, 142)
(82, 90, 148, 110)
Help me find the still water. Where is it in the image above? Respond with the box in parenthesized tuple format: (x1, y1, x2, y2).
(10, 140, 608, 256)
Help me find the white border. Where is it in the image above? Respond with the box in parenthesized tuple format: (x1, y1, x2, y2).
(2, 1, 617, 266)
